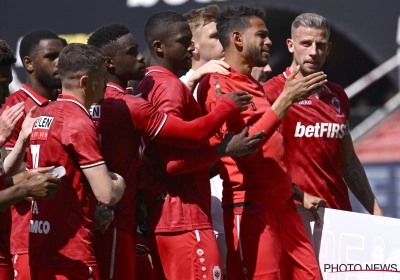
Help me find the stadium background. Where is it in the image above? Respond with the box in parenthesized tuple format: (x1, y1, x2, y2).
(1, 0, 400, 216)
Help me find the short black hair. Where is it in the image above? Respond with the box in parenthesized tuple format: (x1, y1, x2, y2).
(144, 10, 187, 47)
(87, 23, 130, 49)
(19, 29, 60, 61)
(58, 43, 106, 79)
(217, 5, 265, 48)
(0, 40, 17, 67)
(59, 37, 68, 47)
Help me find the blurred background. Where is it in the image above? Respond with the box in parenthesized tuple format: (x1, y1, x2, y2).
(1, 0, 399, 216)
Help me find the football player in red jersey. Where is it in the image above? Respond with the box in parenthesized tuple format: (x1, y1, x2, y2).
(135, 10, 266, 280)
(28, 43, 125, 280)
(0, 40, 60, 280)
(263, 13, 383, 215)
(87, 22, 262, 280)
(0, 29, 64, 280)
(197, 5, 327, 279)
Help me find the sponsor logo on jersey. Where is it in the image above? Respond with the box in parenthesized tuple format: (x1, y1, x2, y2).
(90, 104, 101, 129)
(30, 219, 50, 234)
(31, 116, 54, 141)
(294, 122, 347, 138)
(332, 97, 341, 113)
(298, 99, 312, 105)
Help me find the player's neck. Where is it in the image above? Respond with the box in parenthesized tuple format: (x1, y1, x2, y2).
(106, 74, 127, 89)
(224, 52, 252, 77)
(149, 56, 178, 76)
(26, 77, 57, 100)
(289, 62, 305, 79)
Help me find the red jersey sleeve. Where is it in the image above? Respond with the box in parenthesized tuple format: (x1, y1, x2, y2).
(159, 144, 219, 176)
(63, 118, 104, 169)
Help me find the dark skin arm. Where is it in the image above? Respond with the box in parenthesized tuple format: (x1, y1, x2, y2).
(292, 183, 326, 225)
(342, 133, 383, 215)
(0, 167, 60, 211)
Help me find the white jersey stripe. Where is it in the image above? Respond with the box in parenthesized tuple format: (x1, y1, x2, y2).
(21, 87, 47, 105)
(57, 99, 91, 118)
(151, 114, 168, 140)
(109, 227, 117, 279)
(80, 161, 105, 169)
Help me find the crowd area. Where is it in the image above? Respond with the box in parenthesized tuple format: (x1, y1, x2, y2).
(0, 4, 385, 280)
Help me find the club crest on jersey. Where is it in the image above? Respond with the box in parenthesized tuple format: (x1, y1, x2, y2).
(213, 266, 221, 280)
(332, 97, 340, 113)
(31, 116, 54, 141)
(90, 104, 101, 129)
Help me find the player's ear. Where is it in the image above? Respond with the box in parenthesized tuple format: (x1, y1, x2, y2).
(153, 40, 163, 55)
(326, 42, 332, 56)
(79, 75, 88, 90)
(24, 56, 34, 73)
(105, 57, 115, 69)
(287, 38, 294, 53)
(232, 31, 243, 48)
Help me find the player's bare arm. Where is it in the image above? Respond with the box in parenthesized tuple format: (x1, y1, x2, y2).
(1, 170, 60, 211)
(83, 164, 126, 206)
(271, 66, 327, 119)
(342, 133, 384, 216)
(186, 59, 230, 92)
(4, 106, 37, 176)
(292, 183, 326, 225)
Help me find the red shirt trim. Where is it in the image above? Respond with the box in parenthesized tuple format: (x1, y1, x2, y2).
(57, 94, 91, 118)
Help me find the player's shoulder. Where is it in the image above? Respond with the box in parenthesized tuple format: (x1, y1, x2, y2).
(326, 81, 349, 100)
(7, 89, 28, 103)
(263, 74, 285, 102)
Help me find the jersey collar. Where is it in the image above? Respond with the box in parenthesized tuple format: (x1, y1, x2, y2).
(21, 84, 51, 106)
(57, 94, 91, 118)
(145, 66, 176, 78)
(107, 82, 125, 94)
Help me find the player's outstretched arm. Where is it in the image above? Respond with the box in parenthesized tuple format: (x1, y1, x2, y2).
(83, 164, 126, 206)
(4, 106, 37, 176)
(342, 133, 384, 216)
(157, 91, 252, 149)
(1, 169, 60, 211)
(159, 125, 264, 176)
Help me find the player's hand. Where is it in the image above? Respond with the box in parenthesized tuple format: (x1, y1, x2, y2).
(282, 65, 327, 103)
(0, 102, 25, 146)
(303, 192, 326, 226)
(24, 173, 60, 199)
(218, 124, 265, 158)
(215, 82, 253, 112)
(20, 106, 37, 141)
(95, 204, 114, 234)
(186, 59, 230, 92)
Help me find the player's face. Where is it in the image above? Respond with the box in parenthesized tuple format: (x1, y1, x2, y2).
(243, 17, 272, 68)
(194, 22, 224, 62)
(87, 63, 107, 103)
(287, 26, 332, 77)
(164, 21, 194, 72)
(0, 65, 12, 107)
(32, 39, 63, 89)
(113, 33, 146, 81)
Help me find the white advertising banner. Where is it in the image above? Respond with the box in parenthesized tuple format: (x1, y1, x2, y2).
(297, 206, 400, 280)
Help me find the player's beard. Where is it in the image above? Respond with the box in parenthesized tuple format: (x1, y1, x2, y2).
(247, 45, 268, 68)
(36, 67, 62, 89)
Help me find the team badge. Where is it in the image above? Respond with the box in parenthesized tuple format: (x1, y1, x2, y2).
(332, 97, 340, 113)
(213, 266, 221, 280)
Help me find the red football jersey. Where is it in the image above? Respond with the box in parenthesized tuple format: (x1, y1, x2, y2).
(90, 82, 167, 235)
(263, 68, 352, 210)
(28, 94, 104, 268)
(197, 68, 293, 206)
(0, 151, 11, 267)
(0, 85, 56, 256)
(136, 66, 218, 233)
